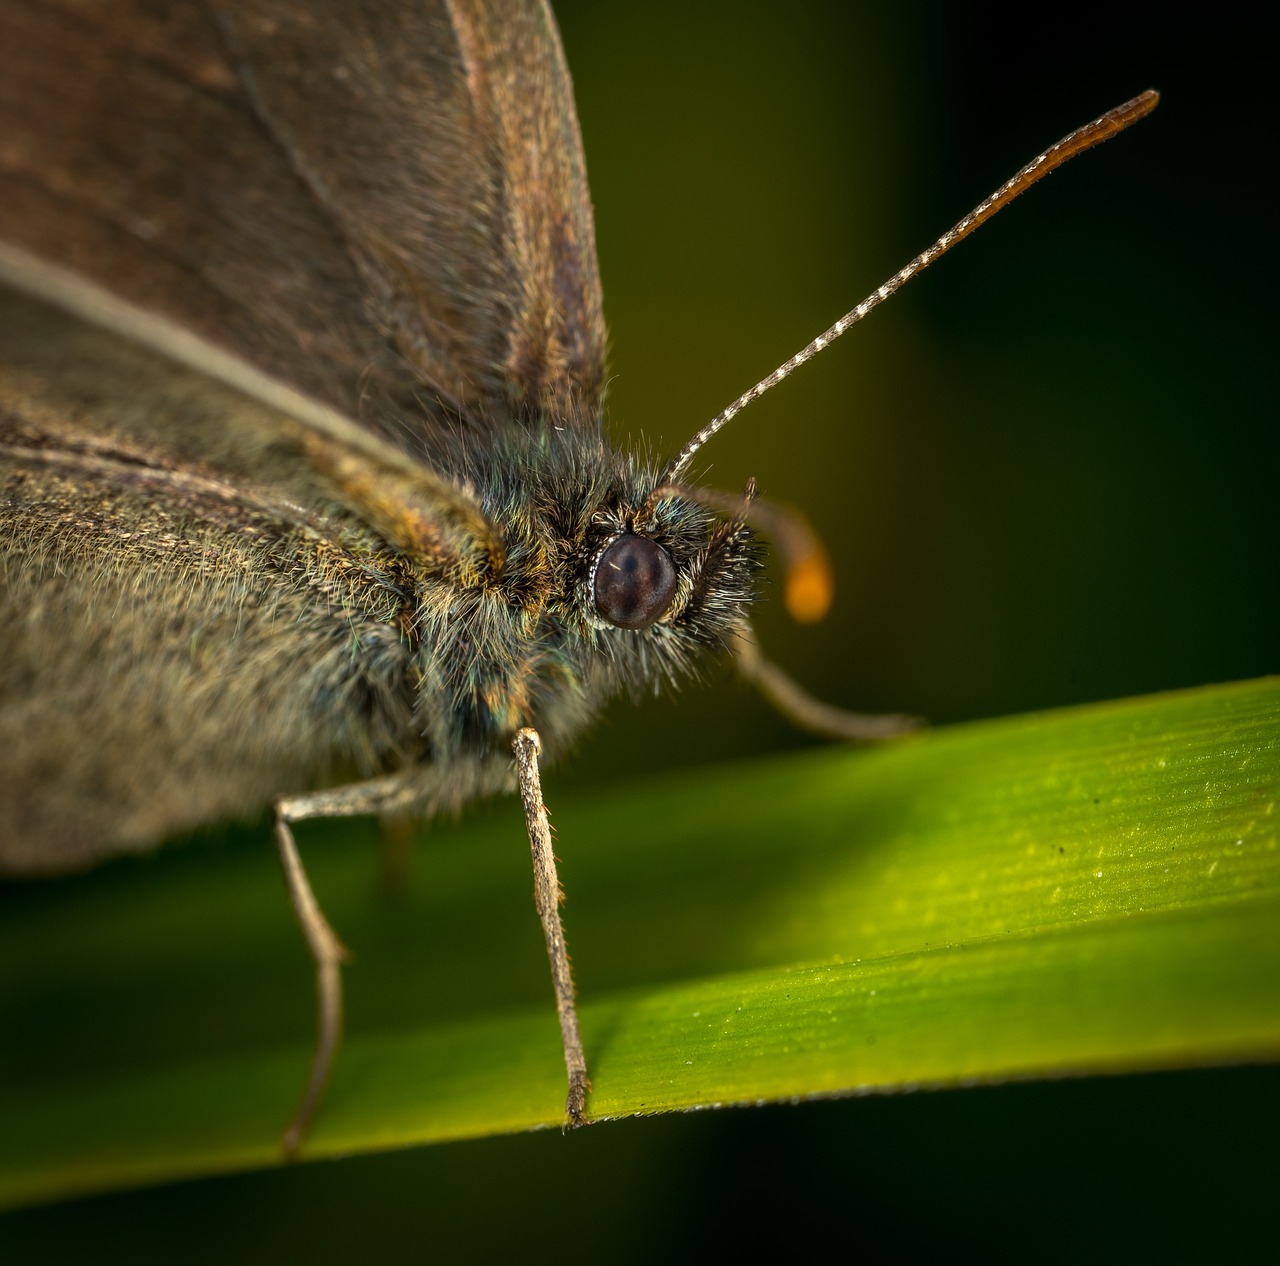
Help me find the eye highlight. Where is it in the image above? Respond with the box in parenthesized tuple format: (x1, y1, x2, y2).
(593, 534, 677, 629)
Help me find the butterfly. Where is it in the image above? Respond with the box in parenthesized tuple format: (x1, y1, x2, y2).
(0, 0, 1155, 1154)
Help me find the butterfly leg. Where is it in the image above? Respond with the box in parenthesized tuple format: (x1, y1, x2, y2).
(734, 630, 924, 740)
(273, 772, 422, 1157)
(512, 728, 590, 1127)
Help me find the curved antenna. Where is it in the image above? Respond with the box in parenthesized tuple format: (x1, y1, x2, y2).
(662, 90, 1159, 484)
(643, 478, 835, 622)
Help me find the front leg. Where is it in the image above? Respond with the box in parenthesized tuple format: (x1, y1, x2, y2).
(513, 728, 589, 1126)
(734, 629, 923, 741)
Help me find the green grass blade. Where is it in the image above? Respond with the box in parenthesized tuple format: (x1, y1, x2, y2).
(1, 677, 1276, 1207)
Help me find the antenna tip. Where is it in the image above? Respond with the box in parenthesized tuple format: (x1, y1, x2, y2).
(1118, 89, 1161, 125)
(785, 550, 834, 624)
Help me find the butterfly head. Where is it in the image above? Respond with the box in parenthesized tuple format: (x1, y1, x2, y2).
(413, 419, 761, 754)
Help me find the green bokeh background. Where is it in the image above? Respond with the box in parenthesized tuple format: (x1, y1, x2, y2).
(4, 1, 1275, 1260)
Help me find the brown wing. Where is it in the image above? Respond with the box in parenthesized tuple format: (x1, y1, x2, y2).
(0, 0, 606, 449)
(0, 284, 423, 872)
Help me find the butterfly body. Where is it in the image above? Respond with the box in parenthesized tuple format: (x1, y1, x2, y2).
(0, 0, 759, 879)
(0, 282, 756, 875)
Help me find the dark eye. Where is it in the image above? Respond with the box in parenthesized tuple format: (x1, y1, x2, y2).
(593, 534, 678, 629)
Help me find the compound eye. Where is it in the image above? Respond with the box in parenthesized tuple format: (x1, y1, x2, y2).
(593, 534, 678, 629)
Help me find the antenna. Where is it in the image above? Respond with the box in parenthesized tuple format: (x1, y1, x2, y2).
(662, 90, 1159, 484)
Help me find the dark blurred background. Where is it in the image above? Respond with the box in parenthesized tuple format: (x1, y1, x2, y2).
(6, 1, 1275, 1260)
